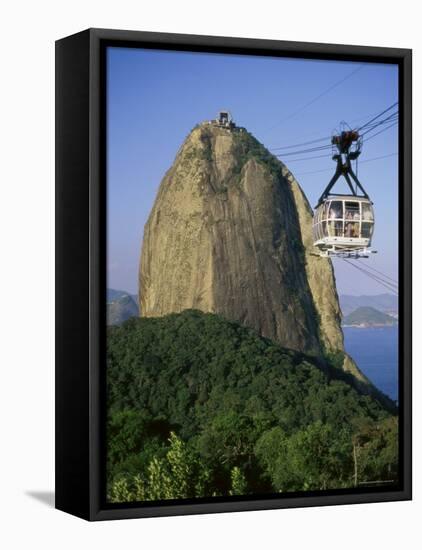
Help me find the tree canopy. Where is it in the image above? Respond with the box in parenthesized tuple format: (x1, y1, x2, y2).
(106, 309, 398, 502)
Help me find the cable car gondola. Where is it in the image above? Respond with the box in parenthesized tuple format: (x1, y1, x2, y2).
(312, 125, 376, 258)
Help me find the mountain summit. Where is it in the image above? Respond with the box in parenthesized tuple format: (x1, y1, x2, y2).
(139, 120, 371, 387)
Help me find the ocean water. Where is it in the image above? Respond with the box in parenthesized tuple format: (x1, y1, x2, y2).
(343, 326, 399, 402)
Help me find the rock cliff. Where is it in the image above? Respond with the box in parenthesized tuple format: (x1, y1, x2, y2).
(139, 122, 374, 387)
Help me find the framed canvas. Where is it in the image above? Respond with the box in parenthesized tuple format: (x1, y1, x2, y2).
(55, 28, 412, 521)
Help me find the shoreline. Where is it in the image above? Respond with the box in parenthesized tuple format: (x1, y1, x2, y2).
(342, 324, 398, 329)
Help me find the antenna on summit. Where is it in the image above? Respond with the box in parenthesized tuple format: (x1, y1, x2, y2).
(212, 110, 236, 129)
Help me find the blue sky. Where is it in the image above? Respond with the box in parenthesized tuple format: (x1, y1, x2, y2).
(107, 47, 398, 296)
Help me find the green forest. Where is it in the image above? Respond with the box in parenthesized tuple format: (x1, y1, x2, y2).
(106, 309, 398, 503)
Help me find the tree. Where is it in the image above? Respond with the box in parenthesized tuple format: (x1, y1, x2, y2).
(229, 467, 247, 496)
(147, 457, 172, 500)
(287, 421, 350, 491)
(256, 422, 353, 492)
(166, 432, 192, 499)
(351, 417, 398, 486)
(108, 474, 146, 503)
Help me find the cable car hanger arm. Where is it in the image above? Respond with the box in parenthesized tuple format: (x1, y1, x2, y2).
(315, 158, 369, 207)
(316, 157, 343, 206)
(343, 171, 360, 196)
(346, 158, 370, 199)
(315, 129, 370, 207)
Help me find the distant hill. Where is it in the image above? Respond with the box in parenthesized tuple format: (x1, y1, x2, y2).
(339, 294, 398, 316)
(107, 288, 138, 304)
(107, 294, 139, 325)
(343, 306, 398, 327)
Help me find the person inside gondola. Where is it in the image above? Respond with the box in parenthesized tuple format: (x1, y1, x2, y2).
(329, 202, 342, 220)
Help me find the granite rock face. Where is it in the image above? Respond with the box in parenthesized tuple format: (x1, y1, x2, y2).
(140, 124, 324, 355)
(285, 167, 373, 387)
(139, 123, 374, 388)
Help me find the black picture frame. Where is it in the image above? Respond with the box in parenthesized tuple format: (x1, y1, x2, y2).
(55, 28, 412, 521)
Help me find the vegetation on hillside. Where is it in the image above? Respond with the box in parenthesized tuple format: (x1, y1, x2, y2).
(106, 310, 398, 502)
(230, 129, 283, 179)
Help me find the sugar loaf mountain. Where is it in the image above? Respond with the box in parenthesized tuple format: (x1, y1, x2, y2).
(107, 115, 398, 503)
